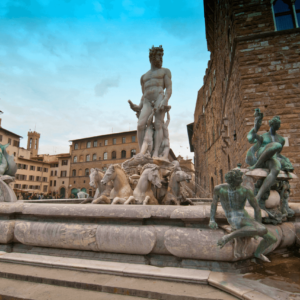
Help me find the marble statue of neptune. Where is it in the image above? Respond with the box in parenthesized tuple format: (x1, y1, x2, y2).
(128, 45, 172, 158)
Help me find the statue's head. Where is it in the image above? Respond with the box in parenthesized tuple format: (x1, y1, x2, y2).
(149, 45, 164, 68)
(225, 170, 243, 188)
(269, 116, 281, 131)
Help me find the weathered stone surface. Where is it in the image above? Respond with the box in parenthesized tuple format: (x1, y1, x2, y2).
(170, 206, 208, 220)
(289, 203, 300, 216)
(265, 190, 280, 209)
(164, 228, 235, 261)
(151, 226, 171, 255)
(96, 225, 156, 255)
(278, 222, 296, 249)
(147, 206, 178, 218)
(14, 221, 99, 251)
(21, 204, 151, 219)
(0, 220, 15, 243)
(0, 202, 23, 214)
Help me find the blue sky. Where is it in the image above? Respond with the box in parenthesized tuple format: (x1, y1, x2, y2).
(0, 0, 209, 158)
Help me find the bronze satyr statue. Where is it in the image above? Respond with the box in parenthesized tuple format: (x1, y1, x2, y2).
(128, 45, 172, 158)
(209, 169, 277, 262)
(246, 109, 293, 203)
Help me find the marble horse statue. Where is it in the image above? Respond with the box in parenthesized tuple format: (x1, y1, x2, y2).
(162, 170, 193, 205)
(112, 163, 162, 205)
(0, 144, 18, 202)
(81, 168, 113, 204)
(101, 164, 133, 201)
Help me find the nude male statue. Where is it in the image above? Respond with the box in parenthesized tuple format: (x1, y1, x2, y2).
(246, 111, 293, 203)
(128, 45, 172, 158)
(209, 169, 277, 262)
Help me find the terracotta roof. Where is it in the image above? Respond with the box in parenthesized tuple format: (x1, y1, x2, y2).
(17, 157, 51, 164)
(69, 130, 137, 142)
(0, 127, 22, 138)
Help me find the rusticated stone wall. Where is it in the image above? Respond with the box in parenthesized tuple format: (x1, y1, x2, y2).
(193, 0, 300, 200)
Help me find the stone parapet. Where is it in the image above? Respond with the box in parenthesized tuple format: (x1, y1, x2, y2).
(0, 203, 299, 265)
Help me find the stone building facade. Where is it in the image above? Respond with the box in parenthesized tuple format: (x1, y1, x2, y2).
(0, 118, 72, 197)
(191, 0, 300, 199)
(69, 131, 139, 197)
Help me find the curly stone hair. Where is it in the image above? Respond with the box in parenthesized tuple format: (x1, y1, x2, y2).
(149, 45, 164, 62)
(225, 169, 243, 186)
(268, 115, 281, 129)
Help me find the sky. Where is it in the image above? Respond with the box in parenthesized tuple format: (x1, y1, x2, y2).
(0, 0, 210, 159)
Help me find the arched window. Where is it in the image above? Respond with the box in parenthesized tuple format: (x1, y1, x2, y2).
(93, 154, 97, 161)
(228, 155, 231, 171)
(35, 139, 37, 149)
(131, 149, 136, 158)
(73, 156, 77, 163)
(74, 143, 78, 150)
(112, 151, 116, 159)
(85, 168, 89, 176)
(87, 141, 91, 148)
(79, 155, 84, 162)
(29, 138, 32, 148)
(104, 152, 108, 160)
(86, 154, 90, 162)
(121, 150, 126, 158)
(272, 0, 298, 31)
(72, 169, 76, 176)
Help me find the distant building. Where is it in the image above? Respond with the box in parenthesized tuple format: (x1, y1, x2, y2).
(69, 130, 138, 197)
(0, 118, 71, 198)
(1, 117, 178, 199)
(189, 0, 300, 199)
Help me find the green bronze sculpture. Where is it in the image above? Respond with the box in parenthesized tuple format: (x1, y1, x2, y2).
(209, 169, 277, 262)
(246, 109, 293, 203)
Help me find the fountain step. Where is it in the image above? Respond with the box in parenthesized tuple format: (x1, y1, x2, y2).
(0, 252, 278, 300)
(0, 254, 237, 300)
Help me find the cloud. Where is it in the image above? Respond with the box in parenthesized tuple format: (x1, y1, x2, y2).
(94, 77, 120, 97)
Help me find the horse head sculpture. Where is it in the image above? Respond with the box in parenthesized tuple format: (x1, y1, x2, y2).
(101, 164, 117, 185)
(162, 170, 193, 205)
(102, 164, 133, 201)
(81, 168, 112, 204)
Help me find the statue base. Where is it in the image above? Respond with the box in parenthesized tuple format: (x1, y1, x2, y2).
(0, 203, 299, 271)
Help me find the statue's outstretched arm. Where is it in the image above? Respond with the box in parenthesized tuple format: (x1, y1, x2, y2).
(247, 188, 262, 223)
(128, 75, 145, 112)
(247, 109, 263, 144)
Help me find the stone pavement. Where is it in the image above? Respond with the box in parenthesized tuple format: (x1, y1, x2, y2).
(0, 251, 297, 299)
